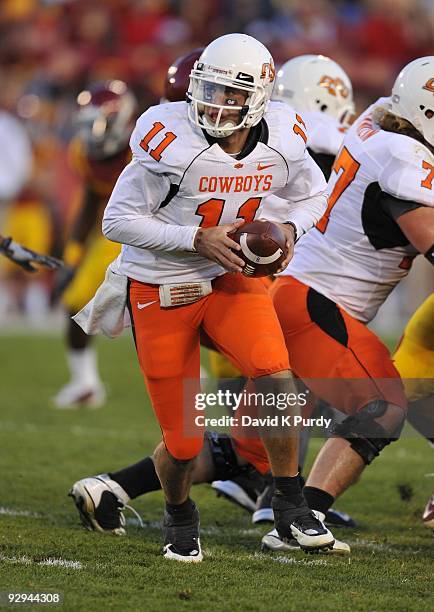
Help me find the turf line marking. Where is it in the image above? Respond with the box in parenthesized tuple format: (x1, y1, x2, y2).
(0, 506, 42, 518)
(251, 552, 328, 566)
(0, 554, 84, 570)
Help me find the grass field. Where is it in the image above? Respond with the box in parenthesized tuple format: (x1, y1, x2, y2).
(0, 333, 433, 611)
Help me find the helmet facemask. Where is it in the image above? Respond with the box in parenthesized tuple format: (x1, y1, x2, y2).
(188, 65, 268, 138)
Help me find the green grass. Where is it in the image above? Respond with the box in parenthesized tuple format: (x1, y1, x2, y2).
(0, 334, 433, 611)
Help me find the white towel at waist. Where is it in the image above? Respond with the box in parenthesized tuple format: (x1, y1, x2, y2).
(72, 263, 131, 338)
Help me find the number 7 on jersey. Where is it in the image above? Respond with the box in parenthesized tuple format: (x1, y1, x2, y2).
(316, 146, 360, 234)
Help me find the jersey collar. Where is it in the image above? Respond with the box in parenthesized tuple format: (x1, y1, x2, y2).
(201, 119, 269, 161)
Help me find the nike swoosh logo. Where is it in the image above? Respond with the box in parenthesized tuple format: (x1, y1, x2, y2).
(137, 301, 157, 310)
(257, 163, 276, 171)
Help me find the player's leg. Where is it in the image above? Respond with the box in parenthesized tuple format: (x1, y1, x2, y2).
(394, 294, 434, 437)
(271, 276, 406, 519)
(69, 432, 256, 534)
(393, 295, 434, 529)
(127, 279, 208, 562)
(307, 295, 434, 508)
(54, 236, 120, 408)
(204, 335, 266, 510)
(203, 273, 335, 552)
(53, 317, 105, 408)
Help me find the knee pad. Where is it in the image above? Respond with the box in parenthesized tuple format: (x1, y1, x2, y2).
(332, 400, 404, 465)
(205, 431, 243, 481)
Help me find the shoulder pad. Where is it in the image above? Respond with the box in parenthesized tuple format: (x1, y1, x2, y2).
(265, 101, 307, 162)
(384, 131, 432, 164)
(379, 132, 434, 206)
(130, 102, 206, 176)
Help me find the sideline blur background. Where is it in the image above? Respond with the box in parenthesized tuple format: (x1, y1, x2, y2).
(0, 0, 432, 334)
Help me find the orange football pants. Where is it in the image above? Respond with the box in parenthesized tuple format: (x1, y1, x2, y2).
(128, 273, 289, 461)
(231, 275, 408, 474)
(270, 276, 407, 413)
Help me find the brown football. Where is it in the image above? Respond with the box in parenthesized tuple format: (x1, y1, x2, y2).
(229, 220, 291, 277)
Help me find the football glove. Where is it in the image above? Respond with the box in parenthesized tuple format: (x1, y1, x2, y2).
(0, 236, 63, 272)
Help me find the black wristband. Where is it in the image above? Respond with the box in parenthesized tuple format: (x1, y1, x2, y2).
(425, 244, 434, 266)
(283, 221, 298, 243)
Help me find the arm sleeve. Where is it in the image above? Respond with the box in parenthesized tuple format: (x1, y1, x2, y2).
(102, 159, 198, 252)
(274, 150, 328, 239)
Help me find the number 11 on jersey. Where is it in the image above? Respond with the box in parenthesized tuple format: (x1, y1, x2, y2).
(196, 197, 262, 228)
(140, 122, 177, 162)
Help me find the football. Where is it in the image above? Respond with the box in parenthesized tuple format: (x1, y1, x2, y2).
(229, 220, 291, 277)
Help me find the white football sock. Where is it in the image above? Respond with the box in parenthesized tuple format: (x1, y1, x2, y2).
(66, 347, 101, 386)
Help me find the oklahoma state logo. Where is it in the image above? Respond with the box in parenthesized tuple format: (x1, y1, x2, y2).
(261, 60, 276, 83)
(318, 75, 349, 99)
(422, 78, 434, 93)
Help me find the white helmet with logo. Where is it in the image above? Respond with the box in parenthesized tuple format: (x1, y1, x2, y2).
(273, 55, 355, 126)
(188, 33, 276, 138)
(391, 56, 434, 146)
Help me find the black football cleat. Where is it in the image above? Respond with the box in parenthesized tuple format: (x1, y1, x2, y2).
(261, 522, 350, 555)
(69, 474, 129, 535)
(163, 502, 203, 563)
(212, 468, 265, 513)
(272, 492, 334, 553)
(252, 481, 274, 524)
(325, 507, 357, 528)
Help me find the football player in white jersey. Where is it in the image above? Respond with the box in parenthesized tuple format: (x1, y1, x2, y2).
(273, 54, 354, 180)
(261, 55, 434, 551)
(260, 54, 355, 225)
(71, 34, 335, 562)
(213, 54, 358, 528)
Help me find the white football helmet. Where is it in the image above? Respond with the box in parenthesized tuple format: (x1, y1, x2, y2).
(188, 34, 276, 138)
(273, 55, 355, 126)
(391, 56, 434, 146)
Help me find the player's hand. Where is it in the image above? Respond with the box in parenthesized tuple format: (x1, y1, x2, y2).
(194, 220, 246, 273)
(51, 265, 77, 302)
(0, 237, 63, 273)
(275, 223, 295, 273)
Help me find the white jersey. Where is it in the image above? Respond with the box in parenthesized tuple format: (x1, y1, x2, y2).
(0, 112, 32, 201)
(262, 111, 345, 223)
(303, 110, 346, 157)
(283, 97, 434, 323)
(103, 101, 327, 284)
